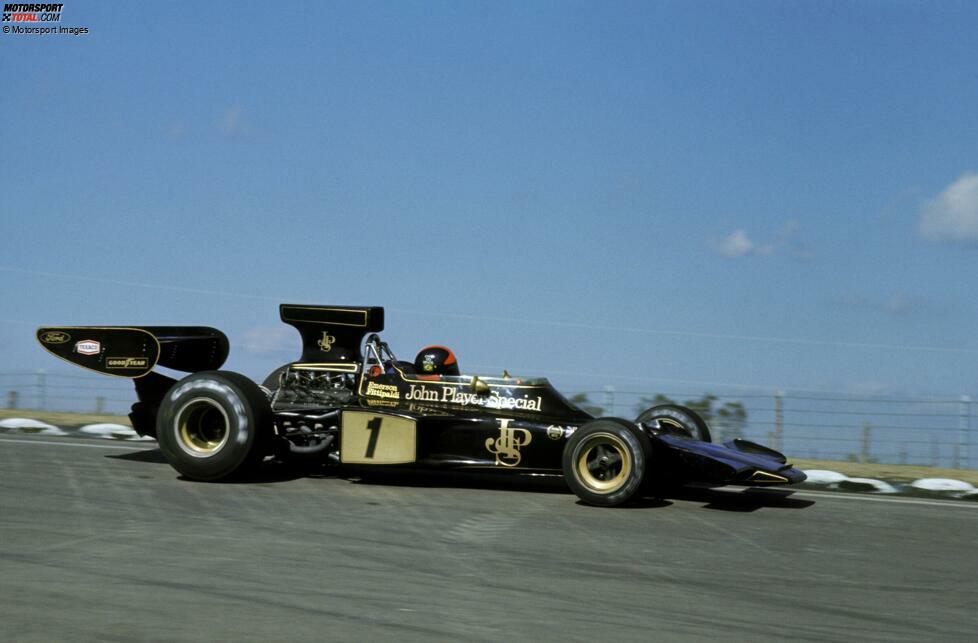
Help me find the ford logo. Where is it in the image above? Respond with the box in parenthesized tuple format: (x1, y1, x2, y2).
(40, 331, 71, 344)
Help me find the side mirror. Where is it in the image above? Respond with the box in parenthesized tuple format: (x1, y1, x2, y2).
(470, 376, 491, 394)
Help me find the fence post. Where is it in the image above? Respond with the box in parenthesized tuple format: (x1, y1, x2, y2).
(6, 390, 17, 410)
(36, 369, 46, 410)
(772, 390, 783, 452)
(603, 385, 615, 417)
(960, 395, 971, 470)
(860, 421, 871, 463)
(95, 396, 105, 414)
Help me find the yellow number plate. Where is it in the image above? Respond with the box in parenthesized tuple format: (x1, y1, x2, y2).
(340, 411, 417, 464)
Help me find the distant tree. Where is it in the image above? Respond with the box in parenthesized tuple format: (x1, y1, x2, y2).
(635, 393, 677, 414)
(681, 394, 718, 425)
(714, 400, 746, 442)
(634, 393, 747, 442)
(846, 453, 879, 464)
(569, 393, 603, 417)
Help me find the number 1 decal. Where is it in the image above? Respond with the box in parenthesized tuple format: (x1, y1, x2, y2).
(365, 417, 382, 458)
(340, 411, 417, 465)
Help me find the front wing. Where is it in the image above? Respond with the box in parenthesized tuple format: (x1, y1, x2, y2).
(654, 433, 807, 486)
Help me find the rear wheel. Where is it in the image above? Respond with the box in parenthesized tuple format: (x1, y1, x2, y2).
(156, 371, 271, 481)
(562, 419, 651, 507)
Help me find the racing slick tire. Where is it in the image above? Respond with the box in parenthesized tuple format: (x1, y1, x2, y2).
(636, 404, 712, 443)
(156, 370, 272, 481)
(562, 418, 651, 507)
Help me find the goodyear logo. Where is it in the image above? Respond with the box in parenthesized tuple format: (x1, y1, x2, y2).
(106, 357, 149, 369)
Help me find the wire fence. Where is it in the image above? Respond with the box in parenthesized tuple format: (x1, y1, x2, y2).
(0, 370, 135, 415)
(571, 388, 975, 470)
(1, 371, 975, 469)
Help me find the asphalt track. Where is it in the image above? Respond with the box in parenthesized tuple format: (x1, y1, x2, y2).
(1, 435, 975, 642)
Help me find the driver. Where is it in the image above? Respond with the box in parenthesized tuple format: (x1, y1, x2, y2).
(414, 345, 459, 377)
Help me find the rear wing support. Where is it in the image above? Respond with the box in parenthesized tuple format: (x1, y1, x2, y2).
(279, 304, 384, 363)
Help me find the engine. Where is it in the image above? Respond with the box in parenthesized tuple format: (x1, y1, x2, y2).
(269, 367, 355, 408)
(264, 366, 356, 461)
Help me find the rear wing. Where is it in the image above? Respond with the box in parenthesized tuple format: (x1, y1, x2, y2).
(279, 304, 384, 363)
(36, 326, 229, 378)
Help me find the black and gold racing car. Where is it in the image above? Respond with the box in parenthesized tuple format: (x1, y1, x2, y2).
(36, 304, 805, 507)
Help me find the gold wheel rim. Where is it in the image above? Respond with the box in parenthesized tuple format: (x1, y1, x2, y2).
(574, 432, 632, 494)
(175, 398, 230, 458)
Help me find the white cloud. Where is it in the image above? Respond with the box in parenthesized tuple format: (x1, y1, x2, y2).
(779, 219, 800, 238)
(219, 106, 248, 137)
(714, 229, 755, 258)
(711, 220, 808, 259)
(167, 121, 186, 139)
(919, 172, 978, 244)
(239, 326, 296, 356)
(883, 293, 913, 314)
(846, 381, 897, 397)
(832, 292, 918, 316)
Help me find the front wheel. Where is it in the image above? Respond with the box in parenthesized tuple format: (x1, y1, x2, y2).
(636, 404, 712, 443)
(156, 371, 272, 481)
(562, 419, 651, 507)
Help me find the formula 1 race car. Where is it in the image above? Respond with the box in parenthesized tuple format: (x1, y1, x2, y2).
(36, 304, 805, 506)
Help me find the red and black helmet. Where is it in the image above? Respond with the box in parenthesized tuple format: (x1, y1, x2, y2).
(414, 345, 459, 376)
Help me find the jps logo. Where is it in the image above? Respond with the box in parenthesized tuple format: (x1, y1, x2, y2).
(485, 419, 532, 467)
(317, 332, 336, 352)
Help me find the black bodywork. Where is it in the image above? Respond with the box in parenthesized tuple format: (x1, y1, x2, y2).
(37, 304, 806, 492)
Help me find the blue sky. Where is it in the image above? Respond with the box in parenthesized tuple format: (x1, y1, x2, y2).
(2, 1, 977, 401)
